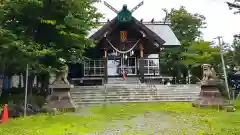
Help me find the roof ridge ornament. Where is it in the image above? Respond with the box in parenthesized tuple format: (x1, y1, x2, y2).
(103, 1, 144, 23)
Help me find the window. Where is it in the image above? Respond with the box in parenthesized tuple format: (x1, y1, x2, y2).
(138, 58, 159, 75)
(84, 60, 104, 76)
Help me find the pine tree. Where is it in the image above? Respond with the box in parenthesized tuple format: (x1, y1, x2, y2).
(227, 0, 240, 14)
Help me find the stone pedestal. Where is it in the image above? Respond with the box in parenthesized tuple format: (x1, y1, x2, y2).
(43, 80, 77, 112)
(192, 80, 229, 109)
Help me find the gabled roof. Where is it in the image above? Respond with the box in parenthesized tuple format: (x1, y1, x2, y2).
(88, 17, 166, 46)
(144, 23, 181, 46)
(88, 19, 180, 46)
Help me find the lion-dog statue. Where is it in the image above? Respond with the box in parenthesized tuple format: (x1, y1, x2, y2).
(202, 64, 217, 81)
(55, 64, 69, 85)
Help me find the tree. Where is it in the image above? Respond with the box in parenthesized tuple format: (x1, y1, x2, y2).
(182, 41, 220, 67)
(227, 0, 240, 14)
(0, 0, 103, 89)
(2, 0, 102, 68)
(160, 6, 206, 83)
(165, 6, 206, 47)
(225, 36, 240, 70)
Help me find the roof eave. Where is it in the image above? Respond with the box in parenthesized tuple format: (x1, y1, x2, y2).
(89, 17, 118, 41)
(132, 18, 165, 46)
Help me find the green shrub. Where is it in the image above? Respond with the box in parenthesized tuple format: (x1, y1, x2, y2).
(0, 87, 46, 107)
(217, 83, 229, 98)
(0, 94, 45, 107)
(28, 96, 45, 107)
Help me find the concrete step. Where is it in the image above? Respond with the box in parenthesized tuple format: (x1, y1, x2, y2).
(72, 96, 199, 101)
(73, 98, 198, 103)
(70, 90, 200, 94)
(70, 84, 201, 104)
(72, 95, 199, 100)
(72, 94, 199, 98)
(73, 97, 198, 104)
(108, 81, 140, 83)
(72, 97, 199, 104)
(72, 89, 200, 93)
(71, 91, 200, 96)
(72, 85, 200, 90)
(75, 100, 191, 106)
(72, 86, 200, 90)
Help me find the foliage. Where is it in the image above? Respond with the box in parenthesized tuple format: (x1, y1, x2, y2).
(226, 38, 240, 69)
(0, 87, 45, 106)
(0, 0, 103, 76)
(182, 41, 220, 68)
(166, 6, 206, 47)
(1, 102, 240, 134)
(227, 1, 240, 14)
(160, 6, 207, 80)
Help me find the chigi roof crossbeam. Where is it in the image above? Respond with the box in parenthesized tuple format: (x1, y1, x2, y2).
(103, 1, 144, 23)
(103, 1, 144, 14)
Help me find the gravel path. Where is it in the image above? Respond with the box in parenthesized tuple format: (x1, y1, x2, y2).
(70, 105, 205, 135)
(85, 112, 200, 135)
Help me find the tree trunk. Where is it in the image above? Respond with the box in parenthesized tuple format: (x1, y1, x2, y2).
(36, 75, 40, 88)
(28, 75, 35, 93)
(23, 74, 26, 89)
(39, 73, 50, 98)
(27, 75, 35, 103)
(40, 74, 49, 90)
(18, 73, 22, 88)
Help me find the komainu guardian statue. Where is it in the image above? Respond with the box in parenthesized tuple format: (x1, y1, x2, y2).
(55, 64, 69, 85)
(202, 64, 217, 81)
(192, 64, 231, 110)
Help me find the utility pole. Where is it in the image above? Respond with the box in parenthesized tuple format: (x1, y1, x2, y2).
(24, 64, 29, 117)
(215, 36, 231, 103)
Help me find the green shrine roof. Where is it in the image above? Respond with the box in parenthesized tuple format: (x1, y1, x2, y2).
(87, 3, 180, 46)
(87, 22, 180, 46)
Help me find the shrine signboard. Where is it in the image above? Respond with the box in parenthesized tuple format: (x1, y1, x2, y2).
(120, 31, 127, 42)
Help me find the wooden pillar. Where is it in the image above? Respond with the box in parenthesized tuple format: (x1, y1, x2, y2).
(139, 43, 144, 83)
(103, 38, 108, 84)
(158, 48, 161, 75)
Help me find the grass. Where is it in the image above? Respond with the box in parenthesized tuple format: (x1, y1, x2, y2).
(0, 101, 240, 135)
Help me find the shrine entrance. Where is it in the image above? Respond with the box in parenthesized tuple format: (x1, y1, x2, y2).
(107, 56, 137, 76)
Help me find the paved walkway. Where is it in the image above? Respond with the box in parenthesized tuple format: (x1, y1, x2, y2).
(77, 111, 202, 135)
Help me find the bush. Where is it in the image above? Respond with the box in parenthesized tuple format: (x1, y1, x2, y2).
(0, 88, 46, 107)
(28, 96, 45, 107)
(217, 83, 229, 98)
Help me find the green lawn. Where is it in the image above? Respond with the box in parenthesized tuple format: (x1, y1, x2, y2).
(0, 102, 240, 135)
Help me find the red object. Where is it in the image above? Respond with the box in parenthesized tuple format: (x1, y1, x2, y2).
(122, 70, 126, 80)
(0, 104, 8, 123)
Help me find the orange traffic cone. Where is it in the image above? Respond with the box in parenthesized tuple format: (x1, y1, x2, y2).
(0, 104, 8, 123)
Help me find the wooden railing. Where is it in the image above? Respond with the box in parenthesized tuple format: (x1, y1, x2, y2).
(83, 58, 160, 77)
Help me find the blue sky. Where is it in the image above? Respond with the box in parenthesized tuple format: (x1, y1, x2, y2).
(94, 0, 240, 44)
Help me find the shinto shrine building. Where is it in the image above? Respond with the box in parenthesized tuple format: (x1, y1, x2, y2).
(69, 3, 180, 85)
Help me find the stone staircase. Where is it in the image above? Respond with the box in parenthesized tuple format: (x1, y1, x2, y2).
(70, 84, 201, 106)
(108, 77, 140, 84)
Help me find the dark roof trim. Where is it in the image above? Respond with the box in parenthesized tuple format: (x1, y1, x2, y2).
(89, 17, 118, 41)
(89, 17, 166, 45)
